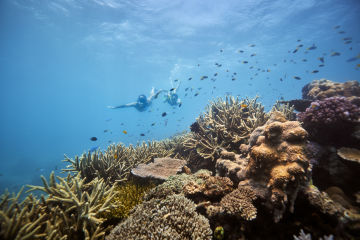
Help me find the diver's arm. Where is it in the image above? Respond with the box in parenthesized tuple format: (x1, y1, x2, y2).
(107, 102, 137, 109)
(149, 89, 166, 101)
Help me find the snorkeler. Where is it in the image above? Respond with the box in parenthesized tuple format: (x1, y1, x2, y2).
(107, 87, 163, 112)
(163, 80, 182, 107)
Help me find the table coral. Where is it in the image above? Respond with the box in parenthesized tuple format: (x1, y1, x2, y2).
(105, 194, 212, 240)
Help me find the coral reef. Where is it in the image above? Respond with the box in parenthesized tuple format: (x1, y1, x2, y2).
(302, 79, 360, 103)
(63, 141, 173, 184)
(293, 229, 334, 240)
(337, 147, 360, 164)
(297, 97, 360, 145)
(105, 194, 212, 240)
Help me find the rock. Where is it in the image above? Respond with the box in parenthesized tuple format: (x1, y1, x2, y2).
(131, 157, 186, 182)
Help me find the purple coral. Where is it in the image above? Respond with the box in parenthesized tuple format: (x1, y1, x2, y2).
(297, 97, 360, 144)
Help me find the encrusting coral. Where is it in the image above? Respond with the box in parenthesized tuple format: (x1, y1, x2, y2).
(63, 140, 174, 184)
(105, 194, 213, 240)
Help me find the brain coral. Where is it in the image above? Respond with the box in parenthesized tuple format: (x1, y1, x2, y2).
(244, 111, 310, 222)
(105, 194, 212, 240)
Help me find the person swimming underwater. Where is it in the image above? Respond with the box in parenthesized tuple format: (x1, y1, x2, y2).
(107, 87, 163, 112)
(163, 80, 182, 107)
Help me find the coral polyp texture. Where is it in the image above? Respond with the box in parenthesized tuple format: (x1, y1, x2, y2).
(105, 194, 212, 240)
(297, 97, 360, 145)
(302, 79, 360, 102)
(239, 111, 310, 222)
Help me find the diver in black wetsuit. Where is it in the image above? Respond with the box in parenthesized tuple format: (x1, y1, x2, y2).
(163, 81, 182, 107)
(107, 87, 163, 112)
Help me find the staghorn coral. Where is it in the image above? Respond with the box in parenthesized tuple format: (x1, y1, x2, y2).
(63, 140, 173, 184)
(183, 96, 268, 171)
(25, 172, 118, 240)
(105, 194, 212, 240)
(297, 97, 360, 145)
(302, 79, 360, 102)
(270, 101, 296, 120)
(220, 186, 257, 221)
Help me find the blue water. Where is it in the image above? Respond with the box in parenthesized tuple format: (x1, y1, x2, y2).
(0, 0, 359, 193)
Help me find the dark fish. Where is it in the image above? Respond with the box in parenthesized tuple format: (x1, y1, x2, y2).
(194, 93, 199, 96)
(214, 73, 218, 76)
(343, 37, 352, 41)
(334, 25, 341, 29)
(293, 76, 301, 80)
(185, 87, 189, 91)
(330, 52, 341, 56)
(249, 44, 256, 47)
(179, 103, 182, 107)
(311, 70, 319, 73)
(242, 61, 248, 64)
(220, 49, 223, 52)
(238, 50, 244, 53)
(200, 76, 208, 80)
(232, 78, 236, 81)
(297, 44, 303, 48)
(140, 133, 145, 136)
(319, 64, 325, 67)
(250, 53, 256, 57)
(338, 31, 346, 34)
(233, 72, 237, 75)
(170, 88, 175, 91)
(174, 79, 179, 82)
(197, 64, 200, 67)
(293, 48, 298, 53)
(297, 39, 301, 42)
(188, 77, 192, 80)
(307, 44, 317, 50)
(162, 112, 167, 117)
(104, 129, 109, 133)
(318, 57, 324, 63)
(280, 78, 283, 82)
(90, 137, 97, 141)
(302, 59, 307, 62)
(151, 123, 155, 126)
(346, 54, 360, 62)
(344, 40, 352, 44)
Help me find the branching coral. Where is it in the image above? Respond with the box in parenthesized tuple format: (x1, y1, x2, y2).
(63, 141, 173, 184)
(105, 194, 212, 240)
(183, 96, 268, 170)
(271, 101, 296, 120)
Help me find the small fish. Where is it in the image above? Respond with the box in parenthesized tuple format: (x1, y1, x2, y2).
(344, 40, 352, 44)
(188, 77, 192, 80)
(250, 53, 256, 57)
(293, 48, 299, 53)
(197, 64, 200, 67)
(267, 69, 271, 72)
(151, 123, 155, 126)
(162, 112, 167, 117)
(241, 104, 248, 108)
(214, 73, 218, 76)
(174, 79, 179, 82)
(232, 78, 236, 81)
(297, 39, 301, 42)
(293, 76, 301, 80)
(343, 37, 352, 41)
(200, 76, 208, 80)
(178, 103, 182, 107)
(302, 59, 307, 62)
(334, 25, 341, 29)
(123, 130, 127, 134)
(319, 64, 325, 67)
(140, 133, 145, 136)
(347, 54, 360, 62)
(280, 78, 283, 82)
(233, 72, 237, 75)
(104, 129, 109, 133)
(238, 50, 244, 53)
(194, 92, 199, 96)
(307, 44, 317, 50)
(220, 49, 223, 52)
(170, 88, 175, 92)
(297, 44, 303, 48)
(242, 61, 248, 64)
(311, 70, 319, 73)
(90, 137, 97, 141)
(330, 52, 341, 56)
(318, 57, 324, 63)
(249, 44, 256, 47)
(338, 31, 345, 34)
(185, 87, 189, 91)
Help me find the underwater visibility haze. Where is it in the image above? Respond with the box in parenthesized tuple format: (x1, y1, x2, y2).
(0, 0, 360, 239)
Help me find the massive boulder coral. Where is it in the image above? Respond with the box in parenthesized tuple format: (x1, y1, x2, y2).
(217, 112, 311, 222)
(105, 194, 212, 240)
(302, 79, 360, 104)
